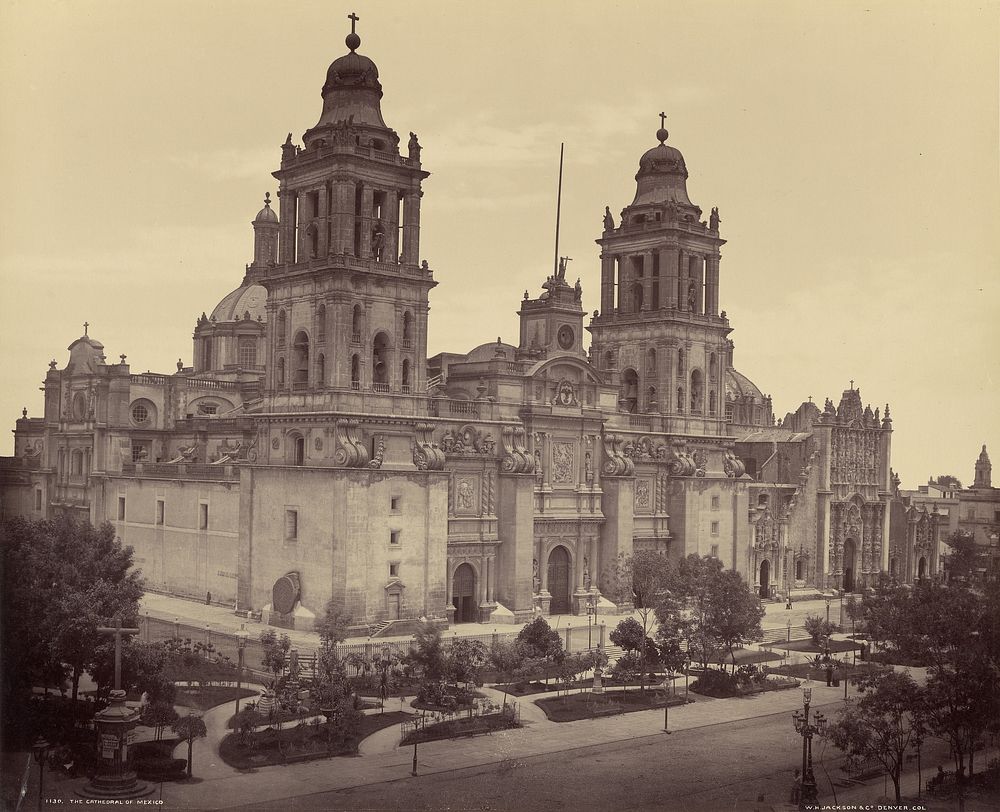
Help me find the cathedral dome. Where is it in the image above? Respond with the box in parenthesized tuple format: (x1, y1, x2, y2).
(631, 125, 695, 208)
(313, 27, 388, 133)
(210, 283, 267, 323)
(254, 193, 278, 224)
(726, 368, 765, 401)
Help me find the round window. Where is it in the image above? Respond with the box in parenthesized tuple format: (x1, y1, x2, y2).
(557, 325, 574, 349)
(131, 403, 149, 424)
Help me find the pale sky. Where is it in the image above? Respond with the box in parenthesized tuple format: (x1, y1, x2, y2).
(1, 0, 997, 488)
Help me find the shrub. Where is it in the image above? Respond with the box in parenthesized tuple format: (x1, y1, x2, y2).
(690, 668, 739, 697)
(803, 614, 838, 645)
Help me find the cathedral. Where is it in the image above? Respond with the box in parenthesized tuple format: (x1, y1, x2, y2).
(0, 24, 916, 633)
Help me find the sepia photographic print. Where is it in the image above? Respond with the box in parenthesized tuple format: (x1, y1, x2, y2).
(1, 2, 997, 811)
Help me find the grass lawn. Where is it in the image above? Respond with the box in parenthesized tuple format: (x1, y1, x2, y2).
(174, 686, 257, 712)
(218, 711, 411, 768)
(535, 690, 688, 722)
(224, 706, 319, 730)
(400, 712, 520, 744)
(708, 648, 785, 666)
(769, 638, 861, 654)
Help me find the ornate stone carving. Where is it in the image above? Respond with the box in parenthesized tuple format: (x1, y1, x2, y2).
(635, 479, 651, 510)
(723, 450, 746, 478)
(693, 450, 707, 477)
(456, 477, 476, 512)
(665, 449, 697, 477)
(368, 434, 385, 469)
(412, 422, 445, 471)
(481, 469, 496, 514)
(440, 424, 496, 455)
(500, 426, 533, 474)
(754, 508, 777, 551)
(552, 380, 578, 407)
(584, 451, 594, 484)
(335, 419, 370, 468)
(601, 434, 634, 477)
(551, 442, 576, 484)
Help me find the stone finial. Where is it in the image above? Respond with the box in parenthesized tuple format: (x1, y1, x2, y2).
(48, 359, 57, 370)
(119, 354, 127, 364)
(177, 359, 184, 372)
(21, 407, 27, 419)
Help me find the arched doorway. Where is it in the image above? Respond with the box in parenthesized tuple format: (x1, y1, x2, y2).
(759, 559, 770, 599)
(621, 369, 639, 413)
(547, 546, 571, 614)
(917, 557, 927, 580)
(795, 558, 804, 581)
(843, 538, 857, 592)
(452, 564, 477, 623)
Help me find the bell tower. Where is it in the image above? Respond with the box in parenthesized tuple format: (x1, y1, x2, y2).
(588, 114, 731, 434)
(974, 444, 992, 489)
(260, 14, 434, 412)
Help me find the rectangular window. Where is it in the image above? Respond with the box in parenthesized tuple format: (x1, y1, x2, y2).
(710, 544, 719, 558)
(711, 521, 720, 536)
(389, 563, 399, 577)
(35, 489, 42, 511)
(155, 500, 165, 525)
(285, 509, 298, 541)
(132, 444, 146, 463)
(711, 496, 720, 510)
(390, 530, 400, 546)
(117, 496, 126, 521)
(199, 503, 209, 530)
(390, 496, 401, 512)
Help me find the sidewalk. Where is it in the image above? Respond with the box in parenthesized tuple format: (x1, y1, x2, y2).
(141, 590, 841, 651)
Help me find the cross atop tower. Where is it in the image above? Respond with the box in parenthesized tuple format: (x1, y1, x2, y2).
(348, 12, 359, 34)
(850, 379, 854, 390)
(659, 111, 667, 129)
(83, 321, 89, 336)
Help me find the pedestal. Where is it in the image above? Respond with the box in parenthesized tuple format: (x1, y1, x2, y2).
(536, 591, 552, 616)
(77, 691, 153, 800)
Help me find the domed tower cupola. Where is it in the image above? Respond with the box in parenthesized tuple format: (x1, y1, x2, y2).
(249, 192, 279, 277)
(630, 115, 698, 214)
(305, 14, 393, 150)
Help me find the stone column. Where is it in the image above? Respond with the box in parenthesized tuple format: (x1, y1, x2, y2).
(496, 473, 536, 621)
(705, 255, 720, 316)
(661, 247, 679, 308)
(677, 249, 688, 311)
(642, 252, 654, 311)
(278, 188, 297, 264)
(400, 190, 421, 265)
(600, 252, 616, 315)
(316, 186, 329, 257)
(332, 178, 353, 255)
(691, 255, 705, 314)
(360, 186, 374, 258)
(386, 190, 401, 263)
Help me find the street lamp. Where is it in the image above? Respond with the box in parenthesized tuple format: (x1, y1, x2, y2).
(825, 598, 831, 626)
(32, 736, 50, 807)
(786, 617, 792, 642)
(235, 624, 249, 716)
(791, 686, 826, 809)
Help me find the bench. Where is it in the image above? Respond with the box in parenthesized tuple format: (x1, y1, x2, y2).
(590, 704, 623, 718)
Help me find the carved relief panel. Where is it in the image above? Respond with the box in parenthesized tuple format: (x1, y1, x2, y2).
(550, 441, 577, 486)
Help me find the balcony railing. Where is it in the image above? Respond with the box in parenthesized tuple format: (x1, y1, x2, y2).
(372, 383, 390, 393)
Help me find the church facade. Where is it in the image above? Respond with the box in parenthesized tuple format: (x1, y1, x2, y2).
(1, 24, 909, 633)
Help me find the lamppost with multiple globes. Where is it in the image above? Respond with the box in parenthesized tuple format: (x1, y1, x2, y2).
(234, 624, 249, 716)
(791, 686, 826, 808)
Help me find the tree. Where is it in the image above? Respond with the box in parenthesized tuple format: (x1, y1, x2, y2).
(488, 640, 525, 708)
(448, 639, 488, 687)
(610, 617, 656, 692)
(803, 614, 837, 646)
(630, 550, 675, 658)
(931, 474, 963, 490)
(259, 628, 291, 687)
(516, 616, 564, 662)
(943, 531, 987, 583)
(141, 701, 179, 741)
(704, 570, 765, 672)
(0, 516, 144, 710)
(821, 671, 924, 802)
(92, 639, 175, 703)
(171, 713, 208, 778)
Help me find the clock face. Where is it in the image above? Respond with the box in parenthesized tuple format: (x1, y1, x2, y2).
(557, 325, 574, 349)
